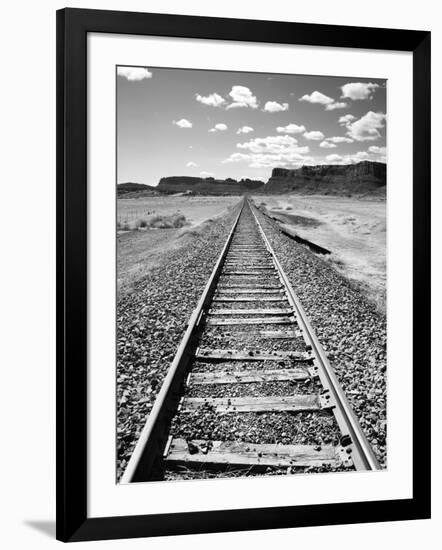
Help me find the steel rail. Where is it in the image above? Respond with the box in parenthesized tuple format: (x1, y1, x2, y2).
(121, 199, 245, 483)
(249, 200, 380, 471)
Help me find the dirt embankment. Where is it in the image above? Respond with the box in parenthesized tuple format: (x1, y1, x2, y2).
(117, 196, 240, 293)
(253, 195, 386, 313)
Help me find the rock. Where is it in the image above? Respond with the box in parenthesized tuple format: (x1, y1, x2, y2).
(157, 176, 264, 195)
(187, 441, 199, 455)
(264, 161, 386, 196)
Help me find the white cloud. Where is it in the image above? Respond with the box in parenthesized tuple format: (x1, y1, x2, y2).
(173, 118, 192, 129)
(303, 130, 325, 141)
(226, 86, 258, 109)
(195, 92, 225, 107)
(223, 153, 251, 163)
(209, 123, 228, 132)
(186, 161, 198, 167)
(339, 114, 356, 126)
(299, 91, 334, 105)
(200, 171, 215, 177)
(367, 145, 387, 162)
(117, 66, 152, 81)
(223, 135, 311, 169)
(237, 135, 300, 153)
(341, 82, 379, 100)
(325, 102, 348, 111)
(368, 146, 387, 155)
(263, 101, 289, 112)
(299, 91, 348, 111)
(326, 154, 344, 163)
(319, 141, 336, 148)
(345, 111, 386, 141)
(276, 123, 306, 134)
(327, 136, 354, 144)
(351, 151, 370, 161)
(325, 150, 381, 165)
(237, 126, 254, 134)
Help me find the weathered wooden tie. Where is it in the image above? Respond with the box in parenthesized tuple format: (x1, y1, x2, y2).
(209, 308, 293, 315)
(206, 316, 294, 326)
(224, 266, 275, 271)
(217, 284, 283, 290)
(213, 296, 287, 302)
(180, 394, 328, 413)
(195, 348, 311, 362)
(188, 367, 313, 385)
(215, 289, 283, 294)
(259, 329, 302, 339)
(223, 271, 275, 275)
(165, 439, 349, 468)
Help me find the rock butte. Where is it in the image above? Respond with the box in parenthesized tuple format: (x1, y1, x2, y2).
(264, 161, 386, 195)
(117, 161, 386, 197)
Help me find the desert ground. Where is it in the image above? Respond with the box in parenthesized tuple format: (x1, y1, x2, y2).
(117, 195, 240, 293)
(118, 193, 386, 312)
(252, 194, 386, 313)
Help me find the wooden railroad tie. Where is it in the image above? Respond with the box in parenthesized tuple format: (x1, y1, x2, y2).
(213, 296, 287, 302)
(215, 289, 284, 294)
(206, 316, 295, 326)
(180, 394, 330, 413)
(208, 308, 293, 315)
(188, 367, 316, 385)
(165, 439, 351, 468)
(195, 349, 311, 362)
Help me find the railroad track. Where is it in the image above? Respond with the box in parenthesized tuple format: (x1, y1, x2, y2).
(121, 198, 379, 483)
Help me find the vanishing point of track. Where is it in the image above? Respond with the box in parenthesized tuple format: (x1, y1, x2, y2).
(121, 198, 379, 483)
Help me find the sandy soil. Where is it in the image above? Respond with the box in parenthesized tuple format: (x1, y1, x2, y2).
(117, 196, 240, 294)
(253, 194, 386, 312)
(117, 195, 239, 229)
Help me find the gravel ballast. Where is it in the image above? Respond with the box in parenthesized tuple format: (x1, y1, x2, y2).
(186, 378, 323, 398)
(191, 359, 313, 373)
(169, 410, 340, 447)
(116, 208, 238, 480)
(199, 329, 306, 351)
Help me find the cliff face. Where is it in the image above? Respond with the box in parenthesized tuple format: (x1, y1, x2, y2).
(265, 161, 386, 195)
(157, 176, 264, 195)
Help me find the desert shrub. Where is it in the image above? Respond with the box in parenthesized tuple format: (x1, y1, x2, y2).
(172, 214, 187, 228)
(149, 212, 188, 229)
(178, 217, 214, 239)
(136, 218, 148, 228)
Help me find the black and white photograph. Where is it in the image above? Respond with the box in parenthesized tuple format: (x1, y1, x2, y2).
(116, 66, 387, 483)
(0, 0, 435, 544)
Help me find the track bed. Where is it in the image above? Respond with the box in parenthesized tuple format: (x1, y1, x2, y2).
(121, 200, 379, 483)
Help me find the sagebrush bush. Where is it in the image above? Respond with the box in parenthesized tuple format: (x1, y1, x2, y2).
(137, 219, 148, 228)
(149, 213, 187, 229)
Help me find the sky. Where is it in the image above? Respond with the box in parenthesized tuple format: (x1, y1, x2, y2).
(117, 66, 386, 186)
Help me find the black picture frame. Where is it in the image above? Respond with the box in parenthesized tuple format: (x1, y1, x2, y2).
(56, 7, 431, 542)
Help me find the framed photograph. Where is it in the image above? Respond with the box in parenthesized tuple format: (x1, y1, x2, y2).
(56, 8, 431, 542)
